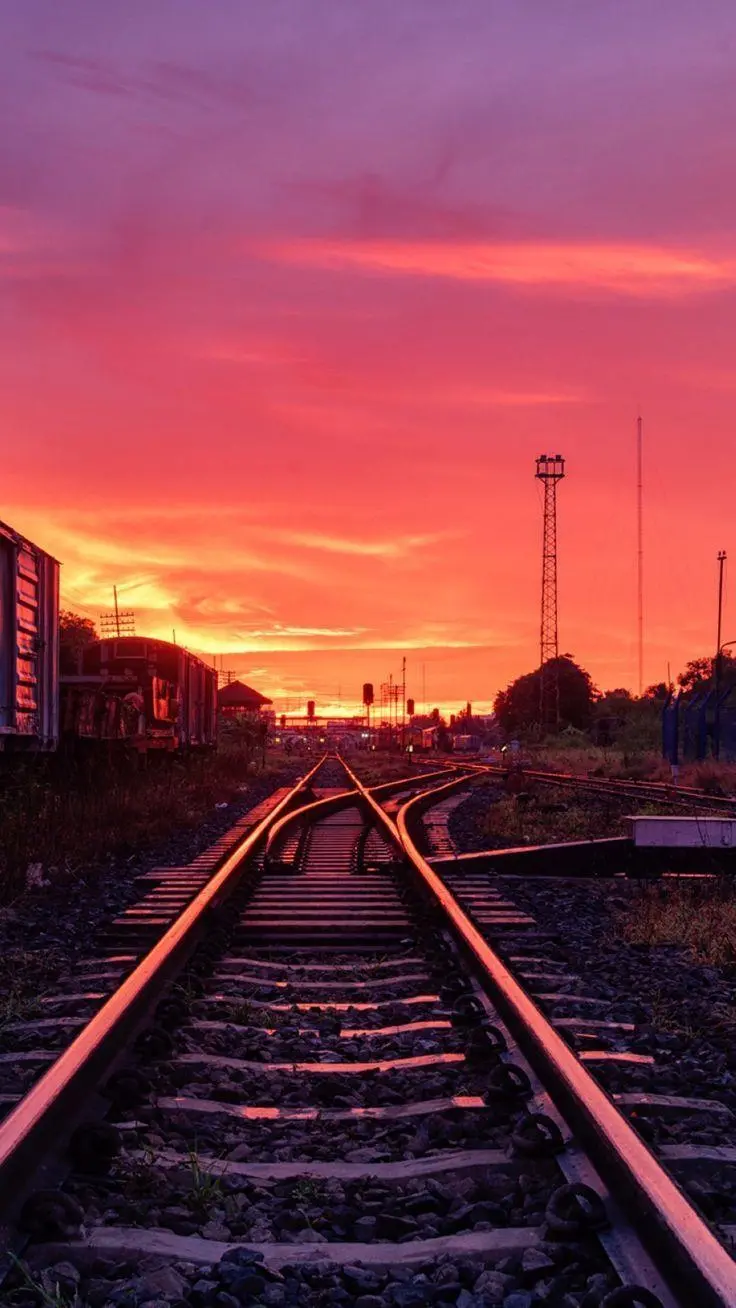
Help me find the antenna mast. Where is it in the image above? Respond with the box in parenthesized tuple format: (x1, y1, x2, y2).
(637, 415, 644, 695)
(535, 454, 566, 729)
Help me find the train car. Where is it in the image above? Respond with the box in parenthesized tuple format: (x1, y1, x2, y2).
(452, 734, 481, 753)
(0, 520, 59, 751)
(61, 636, 217, 753)
(406, 726, 438, 753)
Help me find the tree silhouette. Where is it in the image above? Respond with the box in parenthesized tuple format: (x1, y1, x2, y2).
(59, 611, 97, 674)
(494, 655, 598, 734)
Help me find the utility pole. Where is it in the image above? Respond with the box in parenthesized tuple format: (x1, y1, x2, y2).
(99, 584, 136, 638)
(401, 655, 407, 752)
(715, 550, 727, 757)
(637, 415, 644, 696)
(535, 454, 566, 729)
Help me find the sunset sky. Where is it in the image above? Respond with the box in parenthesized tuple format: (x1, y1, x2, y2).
(3, 2, 736, 715)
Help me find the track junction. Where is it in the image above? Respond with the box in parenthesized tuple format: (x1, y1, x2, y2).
(1, 755, 735, 1307)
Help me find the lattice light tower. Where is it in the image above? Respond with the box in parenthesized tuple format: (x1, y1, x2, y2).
(535, 454, 565, 728)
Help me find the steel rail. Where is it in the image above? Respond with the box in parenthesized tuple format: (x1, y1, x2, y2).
(381, 769, 736, 1308)
(0, 754, 329, 1224)
(262, 763, 464, 866)
(467, 761, 736, 812)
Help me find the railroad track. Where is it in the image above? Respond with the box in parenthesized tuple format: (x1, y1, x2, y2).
(1, 757, 734, 1306)
(465, 761, 736, 814)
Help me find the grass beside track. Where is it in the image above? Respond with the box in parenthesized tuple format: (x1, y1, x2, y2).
(619, 879, 736, 969)
(0, 741, 290, 907)
(478, 784, 671, 846)
(528, 743, 736, 793)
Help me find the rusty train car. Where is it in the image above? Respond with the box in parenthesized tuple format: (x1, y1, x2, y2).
(0, 516, 218, 757)
(0, 519, 60, 752)
(61, 636, 218, 754)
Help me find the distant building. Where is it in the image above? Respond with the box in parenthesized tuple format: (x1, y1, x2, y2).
(218, 680, 273, 717)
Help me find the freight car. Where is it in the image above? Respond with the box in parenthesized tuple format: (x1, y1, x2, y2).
(61, 636, 218, 754)
(0, 519, 59, 751)
(406, 726, 438, 753)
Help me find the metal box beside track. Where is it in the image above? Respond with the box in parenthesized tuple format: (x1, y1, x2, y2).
(0, 520, 60, 751)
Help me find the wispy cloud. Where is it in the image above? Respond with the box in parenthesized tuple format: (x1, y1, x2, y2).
(432, 387, 587, 408)
(276, 530, 449, 558)
(260, 238, 736, 297)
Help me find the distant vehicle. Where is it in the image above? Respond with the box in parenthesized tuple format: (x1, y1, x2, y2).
(452, 734, 482, 753)
(406, 726, 438, 753)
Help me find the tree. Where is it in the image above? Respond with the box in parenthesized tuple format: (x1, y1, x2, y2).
(643, 682, 670, 701)
(59, 611, 97, 674)
(677, 652, 736, 696)
(494, 656, 598, 735)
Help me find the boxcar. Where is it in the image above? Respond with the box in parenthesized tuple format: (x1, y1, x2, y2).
(0, 520, 59, 751)
(62, 636, 217, 753)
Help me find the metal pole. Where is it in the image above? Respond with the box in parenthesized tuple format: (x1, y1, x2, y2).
(715, 550, 727, 758)
(637, 415, 644, 696)
(401, 656, 406, 752)
(113, 585, 120, 638)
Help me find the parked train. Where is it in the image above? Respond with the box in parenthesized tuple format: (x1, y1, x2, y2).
(62, 636, 218, 754)
(406, 726, 439, 752)
(0, 518, 217, 756)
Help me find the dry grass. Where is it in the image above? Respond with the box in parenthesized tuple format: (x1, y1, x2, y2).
(530, 744, 736, 794)
(618, 882, 736, 968)
(483, 786, 633, 846)
(0, 741, 283, 906)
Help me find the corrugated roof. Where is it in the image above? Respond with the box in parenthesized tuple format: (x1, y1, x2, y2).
(218, 679, 273, 707)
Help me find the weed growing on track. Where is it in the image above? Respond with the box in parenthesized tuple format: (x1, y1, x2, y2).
(619, 880, 736, 967)
(0, 947, 65, 1025)
(187, 1147, 227, 1215)
(0, 742, 286, 906)
(4, 1254, 81, 1308)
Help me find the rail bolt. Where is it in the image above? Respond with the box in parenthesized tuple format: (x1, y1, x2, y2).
(597, 1289, 665, 1308)
(485, 1063, 533, 1101)
(511, 1112, 564, 1157)
(465, 1023, 507, 1064)
(103, 1068, 152, 1108)
(450, 994, 484, 1027)
(19, 1190, 84, 1239)
(135, 1025, 175, 1059)
(69, 1122, 122, 1174)
(545, 1182, 608, 1235)
(440, 976, 471, 1003)
(155, 997, 190, 1028)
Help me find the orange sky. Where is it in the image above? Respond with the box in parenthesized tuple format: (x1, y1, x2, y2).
(2, 3, 735, 716)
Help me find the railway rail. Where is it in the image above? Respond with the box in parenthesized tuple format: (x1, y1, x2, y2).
(464, 761, 736, 814)
(1, 756, 735, 1306)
